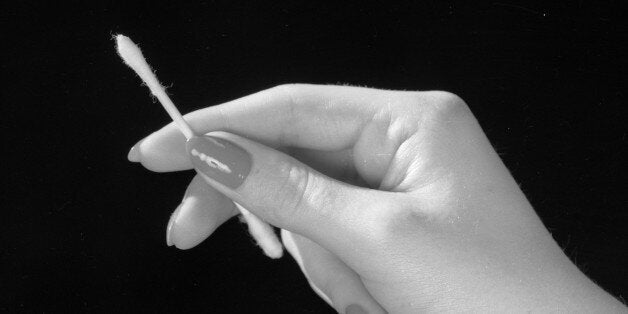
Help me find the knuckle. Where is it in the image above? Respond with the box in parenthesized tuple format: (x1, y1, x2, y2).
(271, 160, 313, 224)
(428, 91, 472, 120)
(270, 84, 305, 146)
(390, 91, 473, 125)
(359, 195, 425, 241)
(271, 83, 304, 102)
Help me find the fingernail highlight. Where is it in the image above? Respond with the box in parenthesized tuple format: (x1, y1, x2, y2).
(166, 203, 184, 247)
(186, 135, 252, 189)
(127, 144, 140, 162)
(345, 304, 368, 314)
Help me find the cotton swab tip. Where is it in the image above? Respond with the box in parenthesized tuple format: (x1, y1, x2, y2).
(116, 35, 146, 70)
(115, 34, 196, 140)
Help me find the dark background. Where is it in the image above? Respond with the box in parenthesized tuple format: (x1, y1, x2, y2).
(1, 1, 626, 312)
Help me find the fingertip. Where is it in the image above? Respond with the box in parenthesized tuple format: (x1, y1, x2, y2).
(134, 131, 192, 172)
(166, 175, 240, 250)
(166, 199, 213, 250)
(172, 234, 198, 250)
(166, 203, 183, 247)
(166, 201, 203, 250)
(127, 143, 141, 162)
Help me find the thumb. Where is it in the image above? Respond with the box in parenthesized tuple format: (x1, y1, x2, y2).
(185, 131, 389, 251)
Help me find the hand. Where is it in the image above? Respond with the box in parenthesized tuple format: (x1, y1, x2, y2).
(129, 84, 624, 313)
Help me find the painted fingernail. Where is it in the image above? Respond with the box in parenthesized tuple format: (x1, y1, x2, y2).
(345, 304, 368, 314)
(166, 203, 184, 247)
(186, 135, 252, 189)
(127, 144, 141, 162)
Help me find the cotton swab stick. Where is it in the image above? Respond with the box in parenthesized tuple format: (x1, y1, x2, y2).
(116, 35, 195, 140)
(116, 34, 283, 258)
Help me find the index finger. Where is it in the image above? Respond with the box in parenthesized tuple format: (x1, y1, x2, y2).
(132, 84, 414, 172)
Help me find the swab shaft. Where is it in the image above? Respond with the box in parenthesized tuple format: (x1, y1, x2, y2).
(138, 66, 195, 139)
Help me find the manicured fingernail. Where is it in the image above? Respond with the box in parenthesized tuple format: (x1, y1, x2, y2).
(127, 144, 141, 162)
(186, 135, 252, 189)
(166, 203, 184, 247)
(345, 304, 368, 314)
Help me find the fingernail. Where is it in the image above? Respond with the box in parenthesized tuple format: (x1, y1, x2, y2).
(186, 135, 252, 189)
(345, 304, 368, 314)
(127, 144, 141, 162)
(166, 203, 184, 247)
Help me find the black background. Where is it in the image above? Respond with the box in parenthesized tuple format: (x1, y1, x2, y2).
(2, 1, 626, 312)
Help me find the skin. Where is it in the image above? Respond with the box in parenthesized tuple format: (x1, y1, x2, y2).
(129, 84, 625, 313)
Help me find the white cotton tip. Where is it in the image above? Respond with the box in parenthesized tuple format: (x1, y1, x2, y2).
(236, 203, 284, 259)
(116, 35, 148, 71)
(115, 34, 195, 139)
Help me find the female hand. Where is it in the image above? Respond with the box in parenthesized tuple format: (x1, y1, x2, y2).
(128, 84, 623, 313)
